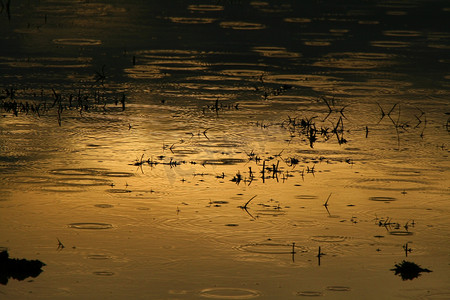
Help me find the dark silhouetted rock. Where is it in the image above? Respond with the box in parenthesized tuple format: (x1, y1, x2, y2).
(0, 250, 46, 285)
(391, 260, 432, 280)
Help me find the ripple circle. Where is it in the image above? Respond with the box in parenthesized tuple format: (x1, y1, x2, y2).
(310, 236, 346, 242)
(369, 196, 397, 202)
(326, 286, 351, 292)
(68, 223, 113, 230)
(296, 291, 323, 297)
(237, 243, 308, 254)
(389, 231, 413, 236)
(53, 38, 101, 46)
(199, 287, 261, 299)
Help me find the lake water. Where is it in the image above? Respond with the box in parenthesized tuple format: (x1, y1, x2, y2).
(0, 0, 449, 299)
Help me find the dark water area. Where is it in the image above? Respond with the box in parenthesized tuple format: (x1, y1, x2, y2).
(1, 1, 449, 299)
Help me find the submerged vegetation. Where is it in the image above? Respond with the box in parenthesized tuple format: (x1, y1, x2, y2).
(1, 80, 126, 126)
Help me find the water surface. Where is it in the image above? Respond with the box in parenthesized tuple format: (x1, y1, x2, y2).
(1, 0, 449, 299)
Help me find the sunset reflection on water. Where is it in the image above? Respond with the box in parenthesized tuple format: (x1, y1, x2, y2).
(1, 0, 449, 299)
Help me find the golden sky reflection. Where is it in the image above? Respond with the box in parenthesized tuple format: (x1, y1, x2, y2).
(1, 0, 450, 298)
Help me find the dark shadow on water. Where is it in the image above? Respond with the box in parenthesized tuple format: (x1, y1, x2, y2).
(391, 260, 432, 280)
(0, 251, 46, 285)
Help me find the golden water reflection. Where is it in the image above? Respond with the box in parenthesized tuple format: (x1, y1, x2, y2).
(0, 0, 449, 299)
